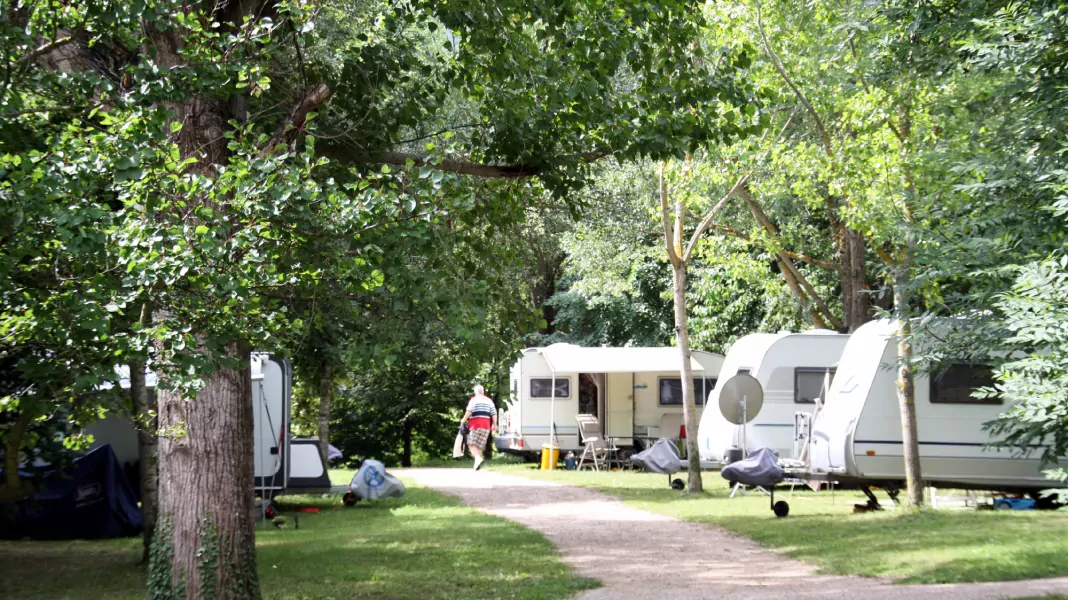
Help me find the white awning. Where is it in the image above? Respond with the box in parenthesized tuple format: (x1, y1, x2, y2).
(538, 344, 704, 373)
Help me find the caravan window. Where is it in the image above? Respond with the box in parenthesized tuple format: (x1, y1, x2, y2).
(795, 368, 836, 404)
(930, 364, 1000, 404)
(530, 378, 570, 399)
(659, 378, 718, 406)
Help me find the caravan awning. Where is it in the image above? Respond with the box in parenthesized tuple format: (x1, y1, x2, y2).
(538, 344, 704, 374)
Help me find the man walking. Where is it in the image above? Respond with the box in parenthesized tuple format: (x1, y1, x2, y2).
(461, 384, 497, 470)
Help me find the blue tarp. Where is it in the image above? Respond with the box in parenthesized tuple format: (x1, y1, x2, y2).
(1, 444, 142, 540)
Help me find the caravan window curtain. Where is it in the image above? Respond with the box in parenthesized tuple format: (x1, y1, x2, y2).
(658, 378, 717, 406)
(530, 377, 570, 399)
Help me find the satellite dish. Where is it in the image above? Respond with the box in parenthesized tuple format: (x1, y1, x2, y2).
(718, 373, 764, 425)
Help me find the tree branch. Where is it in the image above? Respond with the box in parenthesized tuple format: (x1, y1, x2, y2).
(682, 172, 750, 262)
(660, 163, 681, 267)
(19, 34, 78, 67)
(875, 244, 896, 265)
(756, 0, 833, 159)
(776, 254, 830, 330)
(741, 187, 845, 330)
(367, 151, 543, 179)
(318, 142, 612, 179)
(710, 223, 837, 269)
(264, 84, 331, 154)
(681, 105, 799, 262)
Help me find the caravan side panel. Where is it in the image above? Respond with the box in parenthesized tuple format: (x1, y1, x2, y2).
(516, 352, 580, 450)
(810, 321, 890, 475)
(253, 354, 290, 491)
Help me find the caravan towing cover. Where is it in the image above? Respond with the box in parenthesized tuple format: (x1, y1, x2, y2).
(720, 447, 785, 488)
(350, 459, 406, 500)
(630, 438, 683, 474)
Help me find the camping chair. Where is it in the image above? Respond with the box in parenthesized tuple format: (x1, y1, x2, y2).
(576, 414, 613, 471)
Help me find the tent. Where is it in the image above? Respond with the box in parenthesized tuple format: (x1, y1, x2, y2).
(1, 444, 141, 540)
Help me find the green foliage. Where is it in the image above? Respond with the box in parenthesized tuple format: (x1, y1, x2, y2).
(988, 256, 1068, 496)
(148, 517, 180, 600)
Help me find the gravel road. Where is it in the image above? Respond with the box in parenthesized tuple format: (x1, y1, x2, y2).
(402, 468, 1068, 600)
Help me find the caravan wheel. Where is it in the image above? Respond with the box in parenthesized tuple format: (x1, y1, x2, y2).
(343, 492, 360, 507)
(773, 501, 790, 518)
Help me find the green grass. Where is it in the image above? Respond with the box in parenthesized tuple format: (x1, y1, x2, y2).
(0, 471, 596, 600)
(490, 463, 1068, 584)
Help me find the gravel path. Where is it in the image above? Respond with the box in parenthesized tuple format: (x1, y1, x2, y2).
(402, 468, 1068, 600)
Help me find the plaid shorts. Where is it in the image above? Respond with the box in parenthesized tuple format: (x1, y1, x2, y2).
(467, 427, 490, 451)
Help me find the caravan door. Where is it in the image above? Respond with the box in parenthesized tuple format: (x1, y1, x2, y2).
(605, 373, 634, 445)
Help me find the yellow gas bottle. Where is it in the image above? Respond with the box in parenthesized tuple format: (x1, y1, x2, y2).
(540, 443, 560, 470)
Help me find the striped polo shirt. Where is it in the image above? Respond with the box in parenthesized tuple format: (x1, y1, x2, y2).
(466, 394, 497, 430)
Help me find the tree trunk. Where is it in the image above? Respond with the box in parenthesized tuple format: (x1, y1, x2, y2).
(401, 417, 414, 468)
(0, 409, 32, 503)
(151, 342, 260, 600)
(893, 262, 923, 507)
(317, 359, 332, 465)
(841, 227, 871, 332)
(130, 359, 158, 565)
(671, 262, 703, 493)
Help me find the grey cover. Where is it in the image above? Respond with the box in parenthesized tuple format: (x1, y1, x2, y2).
(349, 459, 406, 500)
(629, 438, 682, 474)
(720, 447, 784, 487)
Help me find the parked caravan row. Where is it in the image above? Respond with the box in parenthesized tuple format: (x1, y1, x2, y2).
(86, 353, 336, 497)
(496, 343, 724, 458)
(701, 319, 1064, 500)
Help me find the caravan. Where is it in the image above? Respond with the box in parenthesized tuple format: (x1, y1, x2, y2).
(805, 319, 1064, 493)
(698, 330, 849, 464)
(496, 343, 724, 458)
(86, 354, 334, 496)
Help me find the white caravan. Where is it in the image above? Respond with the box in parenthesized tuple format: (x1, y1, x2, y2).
(497, 344, 724, 458)
(86, 354, 334, 496)
(805, 319, 1063, 493)
(698, 330, 849, 464)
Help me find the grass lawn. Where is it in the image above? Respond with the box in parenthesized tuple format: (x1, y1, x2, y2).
(0, 469, 596, 600)
(489, 462, 1068, 584)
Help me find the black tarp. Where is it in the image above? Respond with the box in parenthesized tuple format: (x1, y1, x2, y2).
(1, 444, 142, 540)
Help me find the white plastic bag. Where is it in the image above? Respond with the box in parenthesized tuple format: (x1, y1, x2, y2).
(349, 459, 406, 500)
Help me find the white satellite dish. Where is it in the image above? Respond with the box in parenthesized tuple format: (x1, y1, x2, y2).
(718, 373, 764, 425)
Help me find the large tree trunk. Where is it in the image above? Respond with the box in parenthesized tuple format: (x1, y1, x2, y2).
(671, 262, 703, 493)
(893, 262, 924, 507)
(130, 359, 158, 565)
(401, 417, 414, 468)
(317, 359, 332, 465)
(0, 409, 32, 503)
(151, 343, 260, 600)
(841, 227, 871, 332)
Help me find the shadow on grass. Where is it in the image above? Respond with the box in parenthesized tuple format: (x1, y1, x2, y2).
(0, 486, 595, 600)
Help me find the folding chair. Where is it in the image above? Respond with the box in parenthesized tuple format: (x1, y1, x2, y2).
(575, 414, 611, 471)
